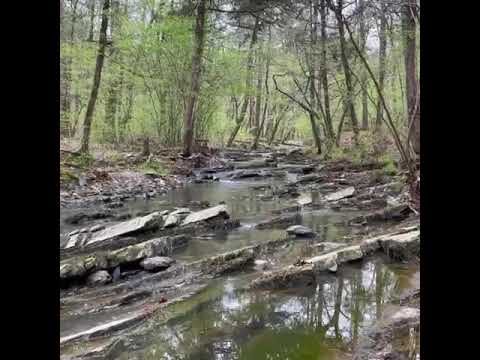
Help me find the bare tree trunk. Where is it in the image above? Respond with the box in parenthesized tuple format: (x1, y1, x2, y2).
(268, 106, 289, 145)
(387, 18, 405, 119)
(252, 34, 271, 150)
(79, 0, 110, 154)
(359, 0, 369, 130)
(141, 136, 150, 157)
(182, 0, 208, 157)
(60, 0, 65, 121)
(335, 106, 347, 147)
(253, 47, 263, 137)
(104, 0, 121, 145)
(226, 19, 260, 147)
(88, 0, 96, 41)
(342, 14, 414, 174)
(331, 0, 359, 145)
(376, 0, 387, 130)
(227, 98, 249, 147)
(62, 0, 79, 137)
(309, 0, 322, 154)
(402, 0, 420, 155)
(320, 0, 335, 141)
(60, 0, 64, 31)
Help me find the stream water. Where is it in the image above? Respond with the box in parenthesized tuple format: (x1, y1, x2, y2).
(116, 257, 419, 360)
(60, 172, 419, 359)
(60, 179, 357, 260)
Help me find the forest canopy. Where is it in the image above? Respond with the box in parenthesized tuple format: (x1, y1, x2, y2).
(60, 0, 419, 168)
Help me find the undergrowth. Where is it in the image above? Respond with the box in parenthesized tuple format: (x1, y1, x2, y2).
(138, 158, 169, 176)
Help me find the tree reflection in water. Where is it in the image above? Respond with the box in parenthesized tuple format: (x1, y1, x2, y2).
(122, 256, 418, 360)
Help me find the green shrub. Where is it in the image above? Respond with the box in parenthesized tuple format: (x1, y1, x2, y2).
(139, 158, 168, 176)
(379, 153, 398, 176)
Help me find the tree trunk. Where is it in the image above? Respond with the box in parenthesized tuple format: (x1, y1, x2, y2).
(226, 19, 260, 147)
(104, 0, 121, 145)
(253, 49, 263, 139)
(79, 0, 110, 154)
(61, 0, 79, 136)
(335, 106, 347, 147)
(309, 0, 322, 154)
(88, 0, 96, 41)
(227, 98, 249, 146)
(402, 0, 420, 155)
(182, 0, 208, 157)
(141, 136, 150, 157)
(332, 0, 359, 146)
(319, 0, 335, 141)
(119, 57, 138, 143)
(60, 0, 65, 119)
(359, 0, 369, 130)
(252, 34, 271, 150)
(375, 0, 387, 130)
(268, 106, 289, 145)
(60, 0, 64, 31)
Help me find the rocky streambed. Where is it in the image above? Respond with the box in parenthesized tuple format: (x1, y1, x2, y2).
(60, 148, 420, 360)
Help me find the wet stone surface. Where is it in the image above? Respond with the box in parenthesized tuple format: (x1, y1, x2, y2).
(60, 150, 419, 360)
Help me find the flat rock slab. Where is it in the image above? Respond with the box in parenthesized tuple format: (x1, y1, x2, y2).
(61, 337, 124, 360)
(233, 159, 272, 169)
(256, 213, 301, 230)
(251, 229, 420, 290)
(181, 205, 229, 226)
(313, 242, 347, 253)
(163, 213, 181, 228)
(229, 170, 269, 179)
(296, 194, 312, 206)
(60, 235, 188, 282)
(251, 264, 316, 289)
(140, 256, 175, 272)
(324, 186, 356, 202)
(65, 212, 163, 249)
(276, 164, 315, 174)
(170, 208, 191, 216)
(381, 230, 420, 260)
(86, 270, 111, 286)
(60, 311, 147, 346)
(292, 174, 324, 185)
(286, 225, 316, 237)
(352, 204, 412, 224)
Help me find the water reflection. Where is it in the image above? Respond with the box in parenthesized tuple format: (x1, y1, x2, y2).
(120, 257, 419, 360)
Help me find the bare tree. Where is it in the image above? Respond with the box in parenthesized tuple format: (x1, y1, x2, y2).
(88, 0, 96, 41)
(359, 0, 369, 130)
(309, 0, 322, 153)
(79, 0, 110, 154)
(402, 0, 420, 155)
(226, 19, 260, 147)
(375, 0, 387, 130)
(182, 0, 208, 157)
(104, 0, 122, 145)
(329, 0, 359, 146)
(319, 0, 335, 141)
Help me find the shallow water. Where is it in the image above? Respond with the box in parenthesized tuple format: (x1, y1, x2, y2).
(60, 178, 358, 258)
(117, 256, 419, 360)
(60, 169, 419, 359)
